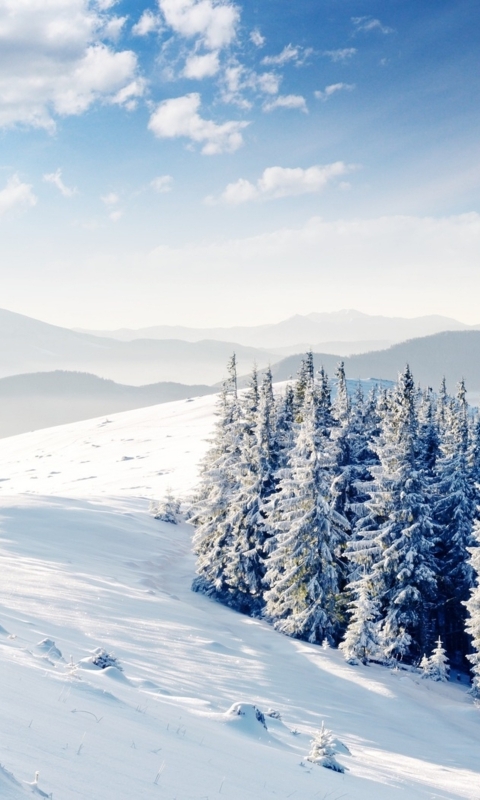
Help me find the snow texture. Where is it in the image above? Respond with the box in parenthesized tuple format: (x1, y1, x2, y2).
(0, 395, 479, 799)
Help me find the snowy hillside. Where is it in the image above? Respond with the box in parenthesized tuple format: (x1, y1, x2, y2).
(0, 395, 479, 800)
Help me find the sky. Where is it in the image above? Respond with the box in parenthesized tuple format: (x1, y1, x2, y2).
(0, 0, 479, 329)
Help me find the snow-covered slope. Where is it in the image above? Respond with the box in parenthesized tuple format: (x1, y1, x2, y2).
(0, 396, 479, 800)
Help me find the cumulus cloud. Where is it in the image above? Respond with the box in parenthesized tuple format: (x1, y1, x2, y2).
(352, 16, 393, 34)
(315, 83, 355, 101)
(158, 0, 239, 50)
(132, 9, 163, 36)
(323, 48, 357, 62)
(250, 28, 265, 47)
(43, 168, 78, 198)
(0, 175, 37, 216)
(148, 93, 248, 154)
(263, 94, 307, 113)
(0, 1, 143, 130)
(151, 175, 173, 193)
(215, 162, 353, 204)
(183, 51, 220, 79)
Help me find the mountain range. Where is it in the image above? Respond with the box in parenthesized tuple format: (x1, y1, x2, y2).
(78, 309, 476, 351)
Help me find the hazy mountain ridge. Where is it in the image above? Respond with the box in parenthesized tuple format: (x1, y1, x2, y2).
(0, 308, 276, 385)
(77, 309, 474, 350)
(266, 330, 480, 394)
(0, 371, 214, 438)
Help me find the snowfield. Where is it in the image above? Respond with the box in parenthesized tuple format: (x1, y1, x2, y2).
(0, 394, 479, 800)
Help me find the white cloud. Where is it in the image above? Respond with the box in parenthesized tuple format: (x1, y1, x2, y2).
(0, 1, 143, 130)
(315, 83, 355, 101)
(0, 174, 37, 216)
(103, 15, 127, 41)
(352, 16, 393, 34)
(43, 168, 78, 198)
(96, 0, 119, 9)
(323, 48, 357, 62)
(262, 44, 299, 66)
(222, 65, 280, 106)
(250, 28, 265, 47)
(263, 94, 307, 113)
(183, 51, 220, 79)
(151, 175, 173, 193)
(132, 9, 163, 36)
(101, 192, 119, 206)
(109, 209, 123, 222)
(216, 162, 353, 204)
(158, 0, 239, 50)
(148, 93, 248, 154)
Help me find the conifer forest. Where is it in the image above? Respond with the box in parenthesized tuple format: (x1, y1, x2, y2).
(191, 354, 480, 695)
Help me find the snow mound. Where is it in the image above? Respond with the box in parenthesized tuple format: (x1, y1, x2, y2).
(224, 703, 268, 733)
(35, 638, 63, 660)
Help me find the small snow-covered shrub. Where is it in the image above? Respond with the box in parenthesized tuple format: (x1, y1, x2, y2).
(150, 492, 180, 524)
(420, 637, 449, 682)
(90, 648, 123, 671)
(307, 722, 345, 773)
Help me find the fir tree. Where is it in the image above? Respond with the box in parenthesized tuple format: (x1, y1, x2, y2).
(306, 722, 345, 772)
(339, 577, 381, 664)
(464, 520, 480, 698)
(191, 364, 243, 602)
(434, 381, 476, 659)
(221, 368, 277, 612)
(264, 382, 348, 643)
(347, 367, 437, 662)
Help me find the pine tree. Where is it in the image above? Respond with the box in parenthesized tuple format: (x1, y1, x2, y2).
(294, 351, 314, 416)
(464, 520, 480, 698)
(191, 362, 243, 602)
(347, 367, 437, 662)
(221, 368, 277, 613)
(339, 577, 381, 664)
(306, 722, 345, 772)
(427, 637, 450, 682)
(434, 381, 476, 659)
(264, 382, 348, 643)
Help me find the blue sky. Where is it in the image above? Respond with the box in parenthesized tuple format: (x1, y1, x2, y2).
(0, 0, 479, 328)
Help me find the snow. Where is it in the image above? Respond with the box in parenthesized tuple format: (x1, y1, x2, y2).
(0, 394, 479, 799)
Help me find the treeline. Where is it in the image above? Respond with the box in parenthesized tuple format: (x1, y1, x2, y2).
(190, 354, 480, 692)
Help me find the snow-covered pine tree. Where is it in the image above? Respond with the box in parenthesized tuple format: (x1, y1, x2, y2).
(274, 381, 296, 471)
(293, 350, 314, 420)
(464, 519, 480, 698)
(339, 576, 381, 664)
(191, 359, 244, 602)
(306, 722, 345, 772)
(434, 380, 476, 660)
(347, 367, 437, 662)
(263, 380, 348, 643)
(220, 368, 278, 613)
(427, 637, 450, 681)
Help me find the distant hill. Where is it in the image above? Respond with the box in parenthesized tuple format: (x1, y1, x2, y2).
(0, 308, 275, 385)
(78, 309, 473, 350)
(265, 331, 480, 393)
(0, 371, 214, 438)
